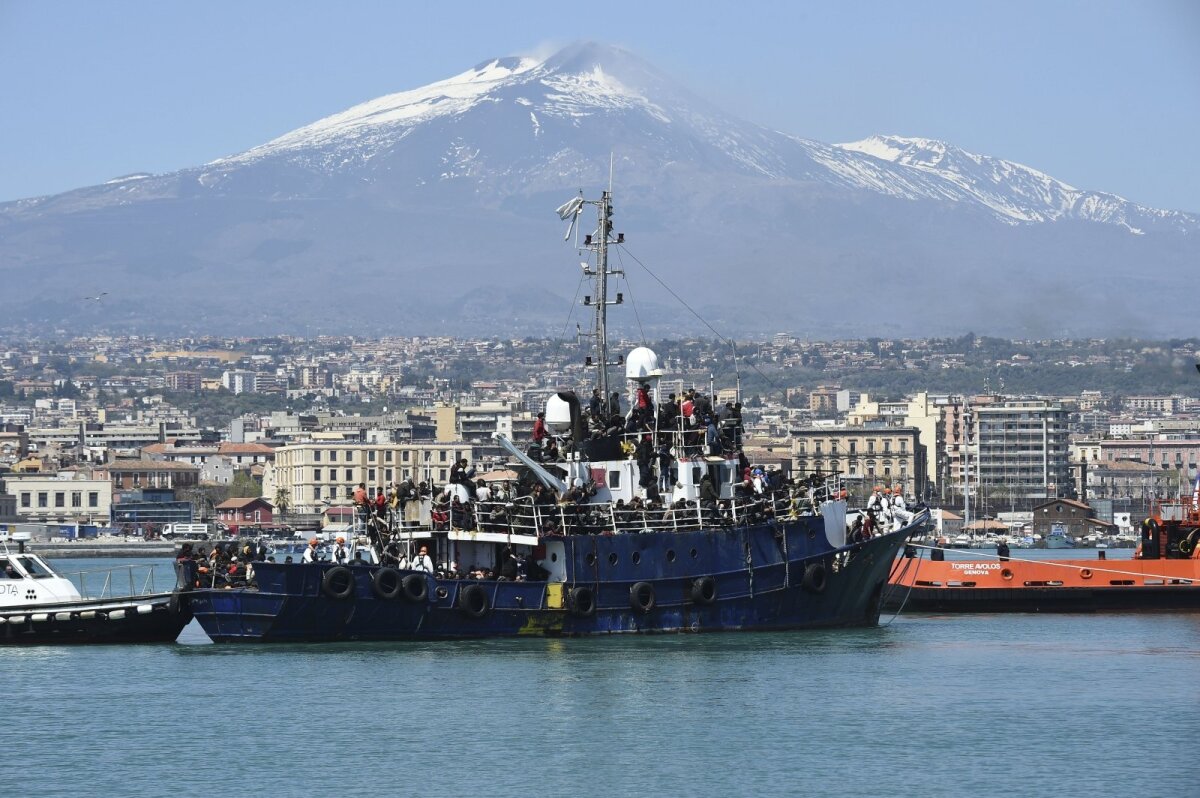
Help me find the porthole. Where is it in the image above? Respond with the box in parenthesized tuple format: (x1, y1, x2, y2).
(585, 553, 597, 566)
(689, 548, 698, 559)
(609, 553, 619, 566)
(666, 549, 676, 563)
(632, 552, 642, 565)
(550, 552, 558, 562)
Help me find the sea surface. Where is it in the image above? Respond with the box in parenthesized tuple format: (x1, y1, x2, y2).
(6, 555, 1198, 798)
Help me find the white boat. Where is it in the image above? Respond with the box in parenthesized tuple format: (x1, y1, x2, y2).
(0, 535, 191, 645)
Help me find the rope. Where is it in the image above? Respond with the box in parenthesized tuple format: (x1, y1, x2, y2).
(617, 244, 785, 393)
(906, 543, 1196, 583)
(559, 272, 589, 340)
(880, 549, 923, 626)
(612, 247, 647, 344)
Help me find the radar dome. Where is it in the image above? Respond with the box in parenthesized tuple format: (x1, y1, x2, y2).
(625, 347, 662, 381)
(544, 395, 573, 434)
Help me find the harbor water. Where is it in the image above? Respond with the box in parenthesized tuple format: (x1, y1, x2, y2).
(8, 557, 1198, 798)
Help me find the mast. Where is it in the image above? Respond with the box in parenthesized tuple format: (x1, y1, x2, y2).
(594, 190, 613, 401)
(560, 187, 624, 402)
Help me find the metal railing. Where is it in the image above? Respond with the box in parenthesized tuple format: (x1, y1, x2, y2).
(68, 563, 167, 599)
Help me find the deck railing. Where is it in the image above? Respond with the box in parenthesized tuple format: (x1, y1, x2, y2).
(67, 563, 168, 599)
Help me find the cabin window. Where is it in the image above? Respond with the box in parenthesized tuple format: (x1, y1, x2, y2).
(609, 471, 621, 488)
(15, 557, 51, 578)
(691, 467, 702, 485)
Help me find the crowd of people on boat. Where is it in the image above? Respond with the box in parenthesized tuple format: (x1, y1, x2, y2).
(176, 541, 268, 589)
(531, 387, 744, 463)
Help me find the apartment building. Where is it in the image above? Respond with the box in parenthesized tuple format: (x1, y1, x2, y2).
(268, 441, 473, 513)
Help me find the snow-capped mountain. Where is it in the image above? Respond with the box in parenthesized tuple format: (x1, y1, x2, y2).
(0, 42, 1195, 337)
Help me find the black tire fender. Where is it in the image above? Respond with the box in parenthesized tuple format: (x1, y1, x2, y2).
(321, 566, 355, 600)
(569, 586, 596, 617)
(371, 567, 402, 600)
(629, 581, 656, 613)
(400, 573, 428, 603)
(458, 583, 489, 618)
(690, 576, 717, 605)
(802, 562, 827, 594)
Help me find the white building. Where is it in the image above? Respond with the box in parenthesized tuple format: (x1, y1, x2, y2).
(221, 370, 258, 395)
(3, 474, 113, 526)
(267, 441, 473, 514)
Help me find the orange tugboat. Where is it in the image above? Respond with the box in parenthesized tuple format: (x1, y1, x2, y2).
(885, 496, 1200, 612)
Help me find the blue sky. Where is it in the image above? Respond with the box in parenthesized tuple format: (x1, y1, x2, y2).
(2, 0, 1198, 211)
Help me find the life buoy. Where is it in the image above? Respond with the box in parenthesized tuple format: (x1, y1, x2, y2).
(629, 581, 656, 613)
(321, 566, 355, 600)
(569, 586, 596, 617)
(458, 583, 489, 618)
(691, 576, 717, 605)
(802, 563, 827, 594)
(1080, 569, 1093, 579)
(371, 567, 402, 600)
(400, 573, 428, 603)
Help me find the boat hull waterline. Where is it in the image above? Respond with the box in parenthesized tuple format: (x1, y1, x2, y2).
(884, 547, 1200, 613)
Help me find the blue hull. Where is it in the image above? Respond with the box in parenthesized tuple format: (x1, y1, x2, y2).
(188, 518, 914, 642)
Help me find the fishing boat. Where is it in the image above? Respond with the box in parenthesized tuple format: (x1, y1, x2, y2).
(186, 187, 930, 642)
(885, 496, 1200, 612)
(0, 535, 193, 644)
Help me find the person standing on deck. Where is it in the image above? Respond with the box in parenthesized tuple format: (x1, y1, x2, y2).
(302, 538, 321, 563)
(412, 545, 434, 574)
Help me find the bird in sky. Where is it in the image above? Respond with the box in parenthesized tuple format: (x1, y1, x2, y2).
(84, 292, 108, 302)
